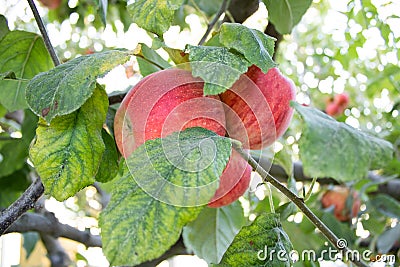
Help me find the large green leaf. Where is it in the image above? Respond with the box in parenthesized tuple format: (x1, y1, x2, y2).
(0, 31, 53, 111)
(187, 45, 251, 95)
(214, 213, 293, 267)
(0, 110, 37, 178)
(25, 50, 130, 123)
(292, 102, 393, 182)
(137, 43, 171, 76)
(219, 23, 276, 73)
(127, 0, 185, 36)
(183, 201, 246, 264)
(100, 128, 231, 266)
(263, 0, 313, 34)
(29, 86, 108, 201)
(95, 129, 119, 183)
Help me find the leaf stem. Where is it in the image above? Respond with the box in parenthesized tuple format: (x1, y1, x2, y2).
(26, 0, 60, 66)
(198, 0, 229, 45)
(233, 144, 368, 267)
(304, 176, 317, 201)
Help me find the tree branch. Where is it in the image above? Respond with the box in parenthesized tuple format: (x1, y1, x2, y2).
(198, 0, 229, 45)
(26, 0, 60, 66)
(137, 237, 189, 267)
(5, 212, 102, 247)
(40, 234, 71, 267)
(257, 157, 400, 201)
(0, 178, 44, 235)
(233, 143, 368, 267)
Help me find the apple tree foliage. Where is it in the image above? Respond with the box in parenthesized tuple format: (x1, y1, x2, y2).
(0, 0, 399, 266)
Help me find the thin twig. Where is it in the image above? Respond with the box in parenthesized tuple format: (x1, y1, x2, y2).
(0, 178, 44, 235)
(233, 144, 368, 267)
(26, 0, 60, 66)
(198, 0, 229, 45)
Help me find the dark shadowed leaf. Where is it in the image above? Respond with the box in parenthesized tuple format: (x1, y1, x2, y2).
(95, 129, 120, 183)
(369, 194, 400, 219)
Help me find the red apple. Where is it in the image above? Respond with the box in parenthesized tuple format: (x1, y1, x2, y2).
(208, 150, 252, 208)
(220, 65, 296, 150)
(334, 93, 349, 107)
(114, 68, 251, 207)
(114, 69, 226, 157)
(37, 0, 61, 9)
(321, 187, 361, 222)
(326, 102, 340, 116)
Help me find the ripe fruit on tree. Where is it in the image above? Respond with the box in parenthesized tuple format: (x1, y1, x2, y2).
(37, 0, 61, 9)
(220, 65, 296, 150)
(321, 186, 361, 222)
(208, 150, 252, 208)
(114, 68, 251, 207)
(114, 69, 226, 157)
(325, 93, 349, 117)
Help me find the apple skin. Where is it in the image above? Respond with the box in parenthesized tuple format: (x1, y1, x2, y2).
(326, 102, 341, 116)
(38, 0, 61, 9)
(208, 150, 252, 208)
(114, 69, 226, 158)
(325, 93, 349, 117)
(321, 187, 361, 222)
(114, 69, 251, 207)
(220, 65, 296, 150)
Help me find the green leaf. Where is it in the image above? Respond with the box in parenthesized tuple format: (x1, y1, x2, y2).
(376, 224, 400, 254)
(29, 85, 108, 201)
(95, 129, 119, 183)
(0, 104, 6, 118)
(263, 0, 313, 34)
(126, 127, 232, 206)
(0, 31, 53, 111)
(100, 127, 231, 266)
(137, 43, 171, 76)
(0, 15, 9, 40)
(187, 45, 251, 95)
(0, 111, 37, 178)
(163, 47, 189, 65)
(369, 194, 400, 219)
(183, 201, 246, 264)
(127, 0, 185, 36)
(97, 0, 108, 25)
(25, 50, 130, 123)
(0, 165, 31, 207)
(273, 145, 293, 178)
(292, 102, 393, 182)
(22, 232, 39, 259)
(219, 23, 276, 73)
(214, 213, 293, 267)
